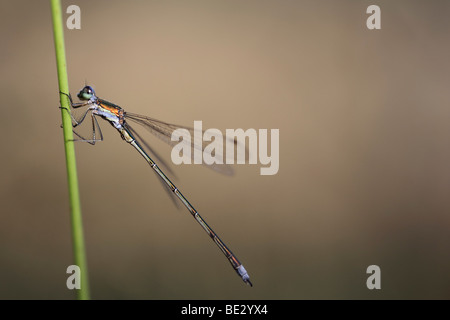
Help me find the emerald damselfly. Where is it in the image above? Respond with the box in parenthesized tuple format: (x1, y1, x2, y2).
(60, 85, 252, 287)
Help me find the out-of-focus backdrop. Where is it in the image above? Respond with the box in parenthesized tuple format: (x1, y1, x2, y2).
(1, 0, 449, 299)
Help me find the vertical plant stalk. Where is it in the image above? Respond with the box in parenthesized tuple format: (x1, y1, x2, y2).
(50, 0, 90, 300)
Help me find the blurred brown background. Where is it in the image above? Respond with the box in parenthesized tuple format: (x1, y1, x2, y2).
(1, 0, 449, 299)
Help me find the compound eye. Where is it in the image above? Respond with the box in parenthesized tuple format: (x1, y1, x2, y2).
(77, 85, 95, 100)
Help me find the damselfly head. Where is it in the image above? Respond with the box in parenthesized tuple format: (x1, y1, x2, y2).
(77, 86, 96, 101)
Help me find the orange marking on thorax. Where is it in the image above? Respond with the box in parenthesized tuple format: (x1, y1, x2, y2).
(98, 101, 121, 116)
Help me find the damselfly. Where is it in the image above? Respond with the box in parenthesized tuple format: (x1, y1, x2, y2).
(60, 85, 252, 286)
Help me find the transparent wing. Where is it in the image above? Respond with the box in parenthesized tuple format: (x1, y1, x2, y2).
(124, 112, 236, 176)
(125, 123, 181, 209)
(125, 123, 176, 177)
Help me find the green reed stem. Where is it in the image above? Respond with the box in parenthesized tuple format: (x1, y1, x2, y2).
(50, 0, 90, 300)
